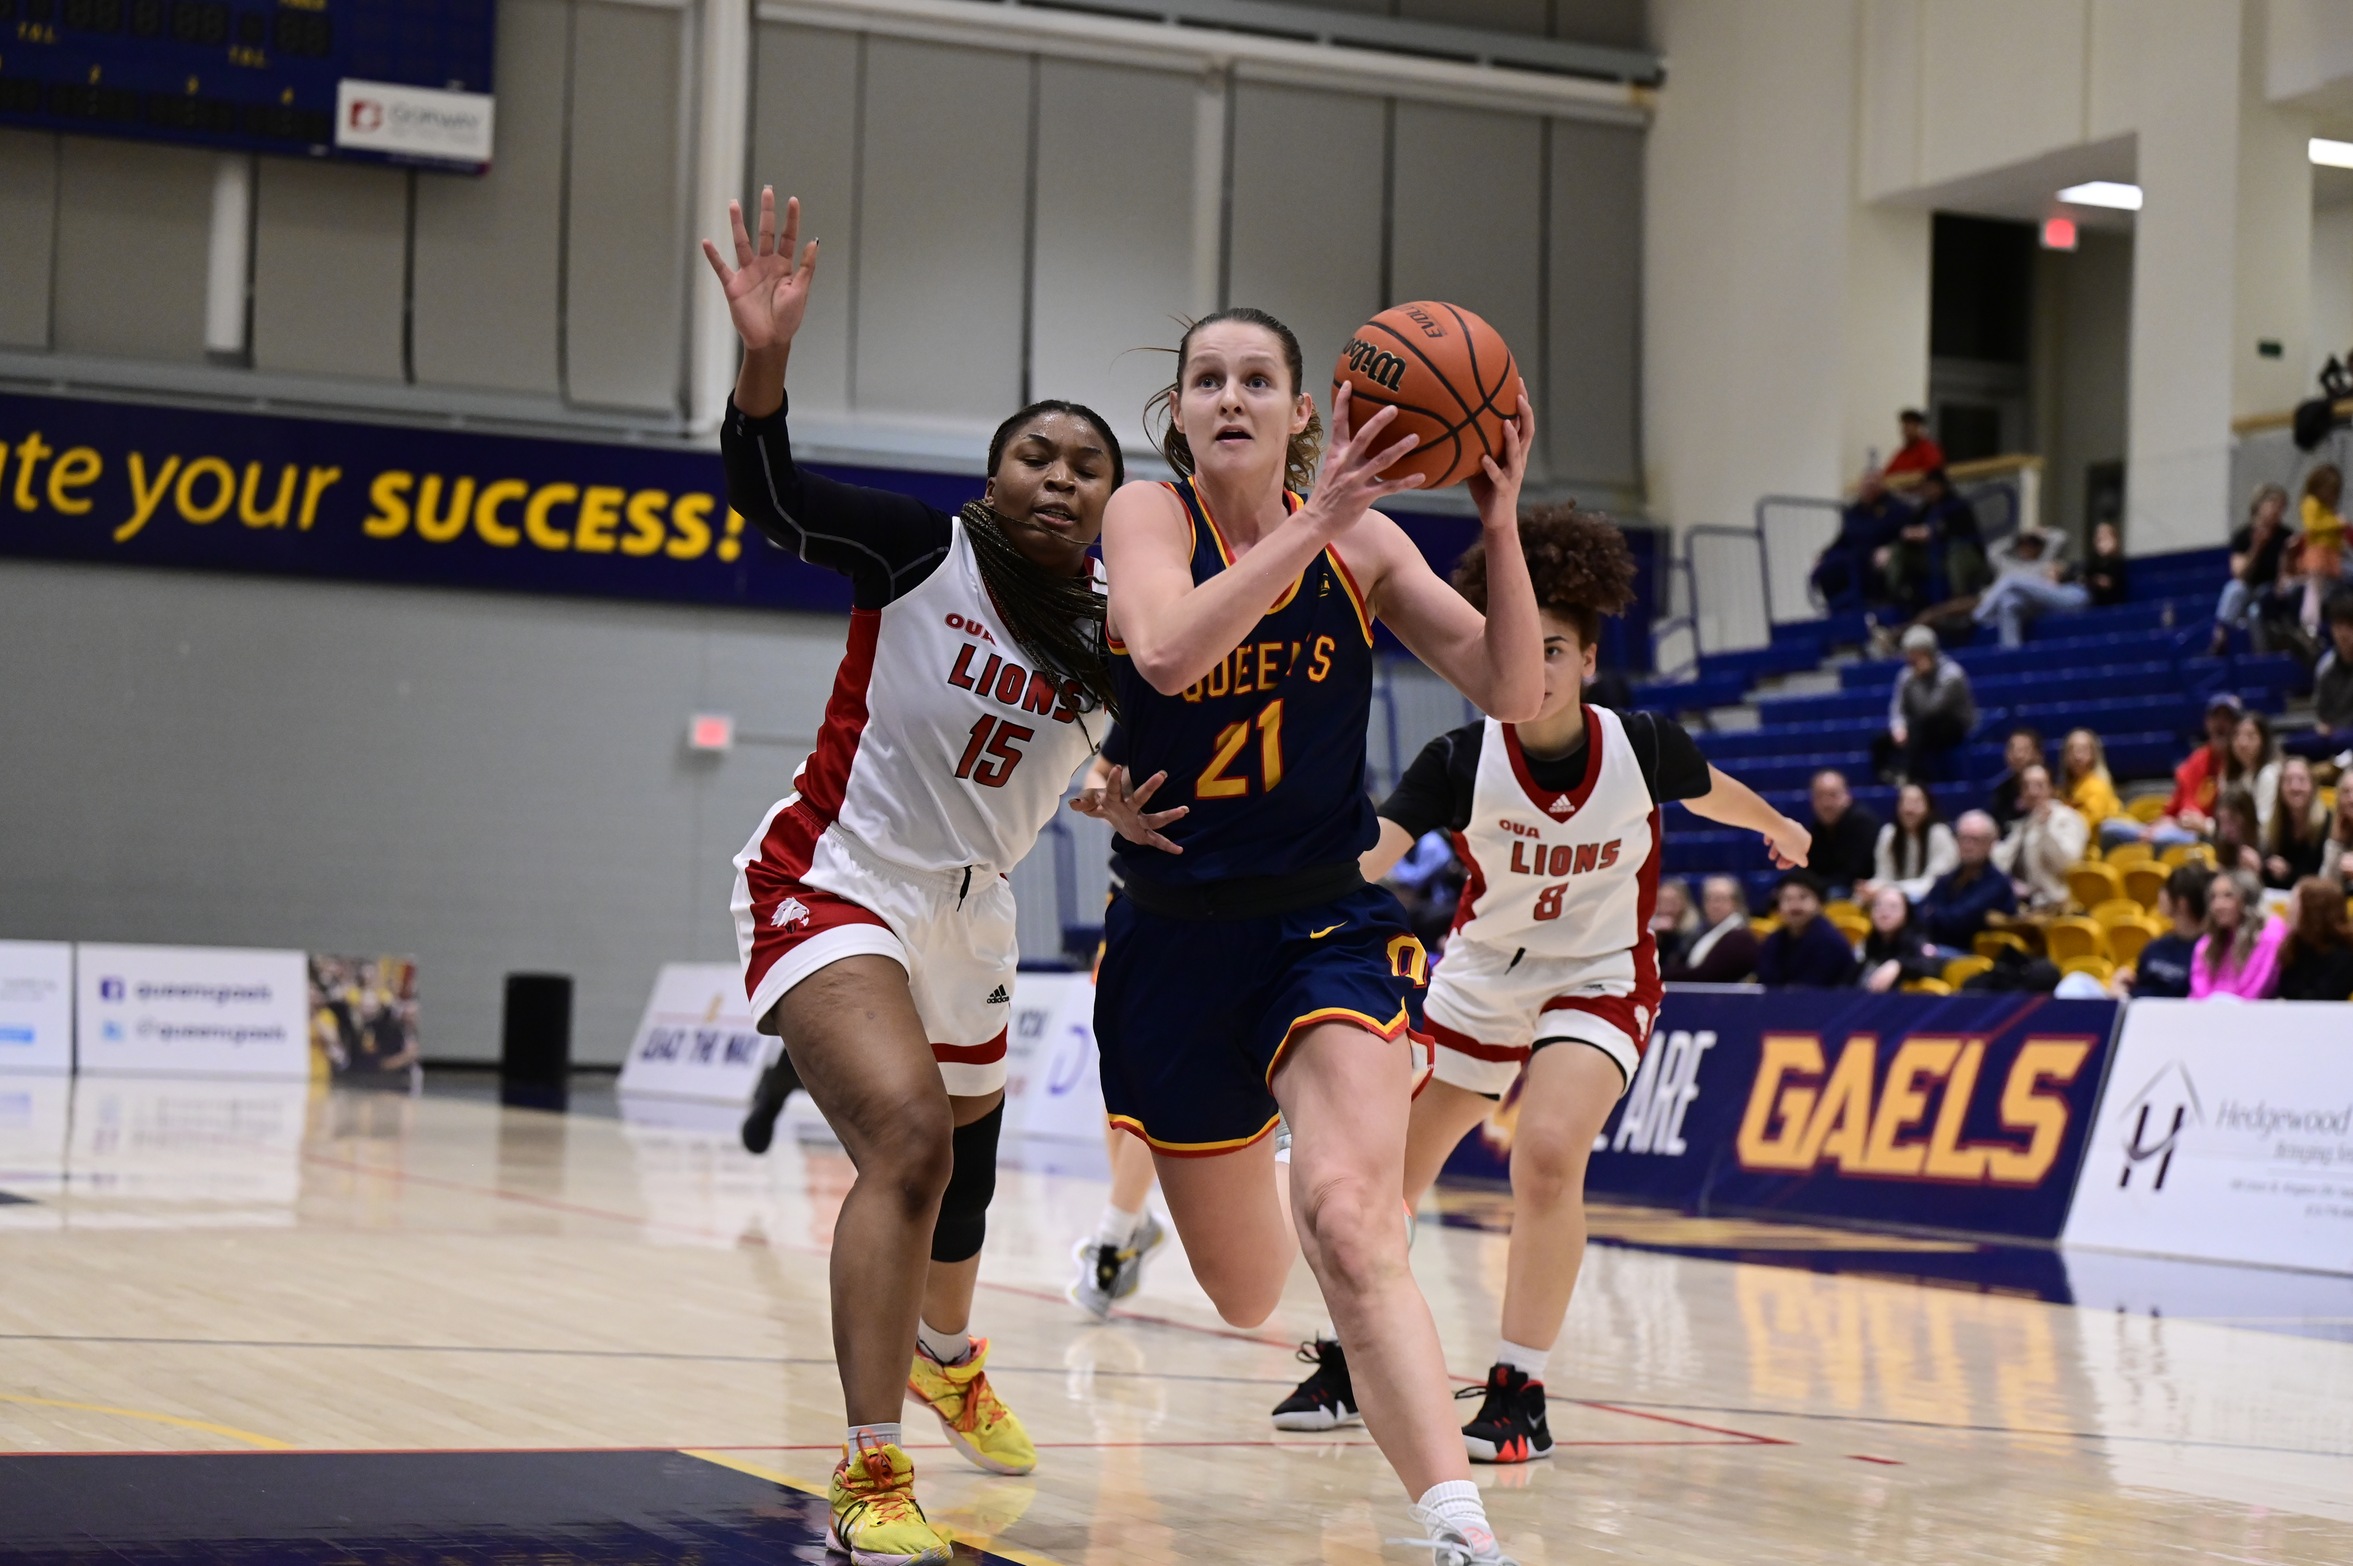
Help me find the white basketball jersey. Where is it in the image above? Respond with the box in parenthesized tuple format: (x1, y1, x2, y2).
(787, 519, 1103, 876)
(1450, 707, 1662, 970)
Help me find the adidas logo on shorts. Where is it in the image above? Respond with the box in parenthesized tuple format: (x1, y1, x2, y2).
(984, 985, 1010, 1004)
(770, 896, 811, 930)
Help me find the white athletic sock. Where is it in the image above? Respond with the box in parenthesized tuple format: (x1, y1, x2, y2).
(1495, 1337, 1549, 1381)
(847, 1421, 903, 1451)
(918, 1319, 975, 1366)
(1094, 1203, 1145, 1248)
(1416, 1479, 1491, 1540)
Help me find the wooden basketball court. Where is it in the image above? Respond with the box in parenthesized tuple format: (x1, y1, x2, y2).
(2, 1076, 2348, 1563)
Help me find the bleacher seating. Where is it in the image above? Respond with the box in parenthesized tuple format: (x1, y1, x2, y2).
(1639, 546, 2314, 909)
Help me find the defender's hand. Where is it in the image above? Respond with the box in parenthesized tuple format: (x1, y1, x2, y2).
(702, 188, 819, 355)
(1071, 766, 1188, 855)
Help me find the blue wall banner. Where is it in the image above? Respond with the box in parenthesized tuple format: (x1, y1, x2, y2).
(1443, 989, 2123, 1241)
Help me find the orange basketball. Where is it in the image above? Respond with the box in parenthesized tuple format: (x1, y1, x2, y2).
(1332, 301, 1520, 490)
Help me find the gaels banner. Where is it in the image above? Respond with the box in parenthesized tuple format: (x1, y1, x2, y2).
(0, 390, 986, 613)
(1445, 990, 2123, 1240)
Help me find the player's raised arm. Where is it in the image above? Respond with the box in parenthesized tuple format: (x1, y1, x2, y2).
(1686, 765, 1812, 869)
(704, 186, 819, 417)
(1349, 383, 1543, 722)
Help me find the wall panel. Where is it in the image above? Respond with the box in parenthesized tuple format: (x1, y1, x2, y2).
(1917, 0, 2087, 186)
(1030, 59, 1196, 449)
(411, 0, 569, 396)
(565, 0, 688, 413)
(52, 138, 214, 362)
(0, 131, 57, 351)
(1225, 82, 1386, 391)
(252, 160, 410, 381)
(1546, 119, 1642, 488)
(750, 24, 863, 415)
(854, 37, 1031, 420)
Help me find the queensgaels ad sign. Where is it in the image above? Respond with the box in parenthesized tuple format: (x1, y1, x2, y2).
(1444, 991, 2123, 1240)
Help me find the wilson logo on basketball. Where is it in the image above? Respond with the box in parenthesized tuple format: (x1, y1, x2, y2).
(1340, 337, 1408, 393)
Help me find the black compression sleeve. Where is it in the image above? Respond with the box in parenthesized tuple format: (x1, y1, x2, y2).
(1377, 723, 1480, 839)
(721, 395, 954, 609)
(1630, 713, 1715, 804)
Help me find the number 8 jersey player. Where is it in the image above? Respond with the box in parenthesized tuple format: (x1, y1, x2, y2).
(708, 189, 1126, 1565)
(1281, 507, 1810, 1464)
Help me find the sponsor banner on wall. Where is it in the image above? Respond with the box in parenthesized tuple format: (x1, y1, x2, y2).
(617, 963, 770, 1104)
(1444, 989, 2122, 1241)
(74, 944, 310, 1079)
(0, 941, 75, 1074)
(2062, 999, 2353, 1275)
(1004, 971, 1107, 1145)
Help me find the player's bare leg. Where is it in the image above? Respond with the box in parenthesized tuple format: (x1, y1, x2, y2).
(1147, 1133, 1294, 1328)
(1495, 1046, 1621, 1348)
(1402, 1078, 1496, 1206)
(917, 1090, 1005, 1338)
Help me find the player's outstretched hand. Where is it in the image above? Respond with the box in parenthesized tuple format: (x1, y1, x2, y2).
(1761, 816, 1811, 871)
(1299, 383, 1425, 540)
(1071, 766, 1188, 855)
(702, 187, 819, 355)
(1465, 376, 1534, 527)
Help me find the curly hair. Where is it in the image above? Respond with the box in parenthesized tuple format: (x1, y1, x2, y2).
(1449, 503, 1638, 646)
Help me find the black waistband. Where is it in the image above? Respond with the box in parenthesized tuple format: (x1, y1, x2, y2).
(1112, 861, 1366, 922)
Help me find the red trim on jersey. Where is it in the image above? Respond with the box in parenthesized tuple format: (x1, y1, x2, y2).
(753, 608, 881, 880)
(1631, 805, 1664, 1014)
(740, 872, 895, 1005)
(1501, 705, 1606, 822)
(933, 1029, 1008, 1066)
(1534, 993, 1648, 1053)
(1449, 829, 1488, 934)
(1429, 1017, 1527, 1064)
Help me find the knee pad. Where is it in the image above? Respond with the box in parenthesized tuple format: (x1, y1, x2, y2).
(930, 1100, 1004, 1264)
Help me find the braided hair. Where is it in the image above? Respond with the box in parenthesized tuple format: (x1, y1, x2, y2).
(959, 399, 1125, 721)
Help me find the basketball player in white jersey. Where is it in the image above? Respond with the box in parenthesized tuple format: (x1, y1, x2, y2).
(705, 189, 1144, 1564)
(1272, 507, 1807, 1463)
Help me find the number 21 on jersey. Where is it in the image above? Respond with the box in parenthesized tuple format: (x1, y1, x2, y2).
(1196, 699, 1284, 799)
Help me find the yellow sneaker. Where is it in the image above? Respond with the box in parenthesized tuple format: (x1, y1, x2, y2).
(907, 1336, 1038, 1475)
(827, 1436, 953, 1565)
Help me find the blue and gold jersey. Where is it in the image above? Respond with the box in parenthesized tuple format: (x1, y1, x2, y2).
(1109, 478, 1379, 886)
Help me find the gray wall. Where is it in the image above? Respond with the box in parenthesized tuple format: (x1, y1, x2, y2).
(2030, 230, 2132, 540)
(0, 558, 853, 1065)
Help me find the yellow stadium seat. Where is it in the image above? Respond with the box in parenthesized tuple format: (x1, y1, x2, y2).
(1823, 898, 1863, 924)
(2123, 864, 2168, 910)
(2044, 916, 2108, 964)
(1750, 916, 1780, 937)
(2128, 796, 2169, 823)
(2066, 861, 2123, 910)
(1828, 913, 1870, 946)
(2103, 841, 2153, 868)
(2160, 843, 2216, 870)
(2090, 898, 2147, 928)
(2105, 919, 2162, 970)
(1975, 930, 2029, 961)
(1904, 977, 1954, 996)
(2060, 955, 2115, 984)
(1943, 954, 1994, 988)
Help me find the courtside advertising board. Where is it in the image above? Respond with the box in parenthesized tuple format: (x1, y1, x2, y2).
(0, 941, 75, 1074)
(616, 963, 768, 1103)
(2063, 998, 2353, 1275)
(73, 944, 309, 1078)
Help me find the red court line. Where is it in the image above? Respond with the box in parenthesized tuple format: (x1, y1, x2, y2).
(1847, 1454, 1904, 1465)
(0, 1434, 1760, 1458)
(1572, 1401, 1789, 1446)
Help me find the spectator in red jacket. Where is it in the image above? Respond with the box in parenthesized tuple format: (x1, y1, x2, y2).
(1883, 409, 1945, 479)
(2147, 694, 2243, 847)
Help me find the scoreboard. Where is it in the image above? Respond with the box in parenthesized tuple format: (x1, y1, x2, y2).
(0, 0, 497, 173)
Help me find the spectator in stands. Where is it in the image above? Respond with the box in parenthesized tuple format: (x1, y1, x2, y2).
(2325, 787, 2353, 889)
(1813, 476, 1907, 613)
(2262, 757, 2331, 889)
(2277, 876, 2353, 1001)
(1871, 626, 1976, 785)
(1866, 782, 1957, 902)
(2148, 694, 2242, 846)
(2190, 867, 2287, 1000)
(1755, 872, 1859, 988)
(1802, 770, 1881, 896)
(1993, 763, 2088, 911)
(2212, 482, 2295, 656)
(2082, 519, 2128, 607)
(1385, 828, 1464, 948)
(1917, 469, 1990, 596)
(1988, 727, 2044, 829)
(2120, 864, 2211, 999)
(1882, 408, 1945, 479)
(1651, 876, 1699, 969)
(1972, 527, 2087, 648)
(1665, 875, 1760, 984)
(2057, 728, 2131, 849)
(1854, 885, 1943, 994)
(1916, 810, 2015, 954)
(2223, 711, 2282, 835)
(2212, 787, 2264, 878)
(2299, 464, 2347, 635)
(2285, 590, 2353, 762)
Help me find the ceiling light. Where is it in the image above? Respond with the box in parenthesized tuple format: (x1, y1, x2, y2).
(2058, 180, 2143, 210)
(2313, 137, 2353, 169)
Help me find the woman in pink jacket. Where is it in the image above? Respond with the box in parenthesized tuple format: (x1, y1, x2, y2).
(2189, 868, 2289, 1000)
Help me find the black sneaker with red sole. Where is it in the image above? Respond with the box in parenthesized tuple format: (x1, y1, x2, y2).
(1458, 1362, 1553, 1463)
(1271, 1338, 1360, 1431)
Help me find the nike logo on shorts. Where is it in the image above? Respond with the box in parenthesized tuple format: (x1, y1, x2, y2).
(1309, 923, 1345, 939)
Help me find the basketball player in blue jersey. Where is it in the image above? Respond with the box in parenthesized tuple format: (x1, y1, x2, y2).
(1096, 306, 1542, 1566)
